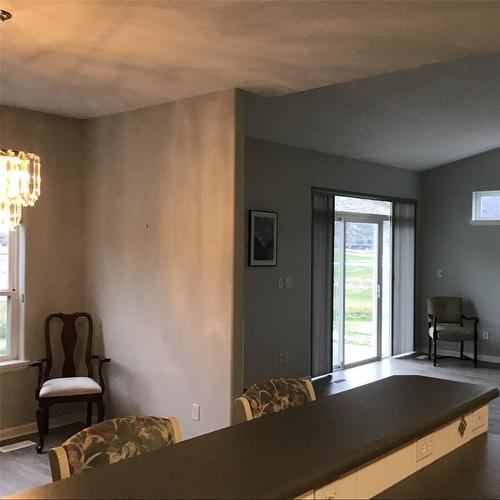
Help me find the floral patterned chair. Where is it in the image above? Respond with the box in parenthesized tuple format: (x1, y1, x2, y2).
(48, 416, 182, 481)
(234, 378, 316, 423)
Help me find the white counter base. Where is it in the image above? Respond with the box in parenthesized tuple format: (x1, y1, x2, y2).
(298, 404, 488, 500)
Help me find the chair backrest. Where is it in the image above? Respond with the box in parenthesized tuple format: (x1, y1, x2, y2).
(44, 313, 93, 380)
(49, 416, 182, 481)
(234, 378, 316, 423)
(427, 297, 463, 324)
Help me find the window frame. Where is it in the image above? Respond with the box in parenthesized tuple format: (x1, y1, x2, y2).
(0, 227, 24, 362)
(471, 190, 500, 226)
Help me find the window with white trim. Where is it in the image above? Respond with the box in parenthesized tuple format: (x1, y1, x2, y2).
(472, 191, 500, 225)
(0, 227, 23, 361)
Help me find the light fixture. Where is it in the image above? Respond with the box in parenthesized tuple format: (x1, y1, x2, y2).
(0, 10, 12, 22)
(0, 150, 42, 231)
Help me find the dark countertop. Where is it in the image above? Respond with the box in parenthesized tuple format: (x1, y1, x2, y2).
(376, 433, 500, 499)
(9, 376, 499, 499)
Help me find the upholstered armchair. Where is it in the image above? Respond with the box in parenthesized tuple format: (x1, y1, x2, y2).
(427, 297, 479, 367)
(234, 377, 316, 423)
(49, 416, 182, 481)
(31, 313, 110, 453)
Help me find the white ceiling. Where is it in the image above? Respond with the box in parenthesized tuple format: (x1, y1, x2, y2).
(2, 1, 500, 119)
(245, 52, 500, 170)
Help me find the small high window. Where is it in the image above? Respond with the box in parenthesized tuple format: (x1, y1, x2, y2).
(472, 191, 500, 225)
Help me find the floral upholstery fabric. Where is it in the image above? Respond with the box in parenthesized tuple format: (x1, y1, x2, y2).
(62, 416, 177, 475)
(243, 378, 314, 419)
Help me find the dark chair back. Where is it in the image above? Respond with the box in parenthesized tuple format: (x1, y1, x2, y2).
(44, 313, 94, 380)
(427, 297, 463, 324)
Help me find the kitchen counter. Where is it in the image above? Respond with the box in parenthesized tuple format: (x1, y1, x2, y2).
(9, 376, 499, 499)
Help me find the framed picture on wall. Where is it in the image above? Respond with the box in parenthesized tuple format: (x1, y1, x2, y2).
(249, 210, 278, 266)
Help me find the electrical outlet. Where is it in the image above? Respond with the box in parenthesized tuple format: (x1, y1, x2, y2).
(436, 269, 443, 279)
(482, 330, 489, 341)
(278, 277, 284, 289)
(284, 351, 289, 363)
(285, 276, 293, 288)
(279, 352, 285, 364)
(192, 403, 200, 421)
(416, 435, 433, 461)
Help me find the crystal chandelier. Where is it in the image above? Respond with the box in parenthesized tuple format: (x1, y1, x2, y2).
(0, 149, 42, 231)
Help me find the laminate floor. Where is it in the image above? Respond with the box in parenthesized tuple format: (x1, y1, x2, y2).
(0, 422, 85, 497)
(1, 355, 499, 497)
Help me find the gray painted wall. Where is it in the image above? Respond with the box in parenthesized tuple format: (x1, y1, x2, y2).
(417, 148, 500, 358)
(244, 137, 420, 387)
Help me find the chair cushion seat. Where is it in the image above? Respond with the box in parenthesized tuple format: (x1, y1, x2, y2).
(39, 377, 102, 398)
(429, 323, 475, 341)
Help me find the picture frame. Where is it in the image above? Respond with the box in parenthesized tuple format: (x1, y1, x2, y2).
(249, 210, 278, 266)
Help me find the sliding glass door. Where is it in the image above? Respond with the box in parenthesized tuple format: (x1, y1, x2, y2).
(333, 197, 392, 368)
(311, 190, 414, 377)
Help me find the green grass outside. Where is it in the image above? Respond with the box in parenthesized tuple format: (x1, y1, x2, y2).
(334, 249, 375, 347)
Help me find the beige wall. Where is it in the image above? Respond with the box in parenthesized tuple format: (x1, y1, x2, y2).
(231, 92, 245, 408)
(0, 106, 87, 428)
(1, 90, 244, 436)
(84, 89, 243, 438)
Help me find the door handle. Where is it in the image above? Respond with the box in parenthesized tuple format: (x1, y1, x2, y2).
(377, 283, 381, 299)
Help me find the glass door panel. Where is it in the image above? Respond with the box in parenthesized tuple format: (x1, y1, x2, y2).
(332, 220, 344, 369)
(343, 222, 379, 365)
(381, 220, 393, 359)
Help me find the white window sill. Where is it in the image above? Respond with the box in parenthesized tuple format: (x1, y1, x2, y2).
(469, 219, 500, 226)
(0, 360, 30, 374)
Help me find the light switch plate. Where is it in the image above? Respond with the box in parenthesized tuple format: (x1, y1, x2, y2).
(192, 403, 200, 421)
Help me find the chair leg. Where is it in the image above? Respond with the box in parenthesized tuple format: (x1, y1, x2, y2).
(36, 406, 48, 454)
(97, 400, 105, 422)
(428, 337, 432, 359)
(44, 405, 50, 433)
(474, 339, 478, 367)
(460, 341, 464, 359)
(86, 401, 93, 427)
(433, 338, 437, 367)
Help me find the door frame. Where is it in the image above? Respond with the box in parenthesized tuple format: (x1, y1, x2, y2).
(334, 211, 389, 369)
(310, 187, 418, 379)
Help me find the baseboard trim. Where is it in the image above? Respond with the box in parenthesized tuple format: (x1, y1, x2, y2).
(0, 412, 85, 441)
(416, 346, 500, 365)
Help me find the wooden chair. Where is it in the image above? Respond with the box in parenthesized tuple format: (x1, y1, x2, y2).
(49, 416, 182, 481)
(30, 312, 110, 453)
(234, 377, 316, 423)
(427, 297, 479, 367)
